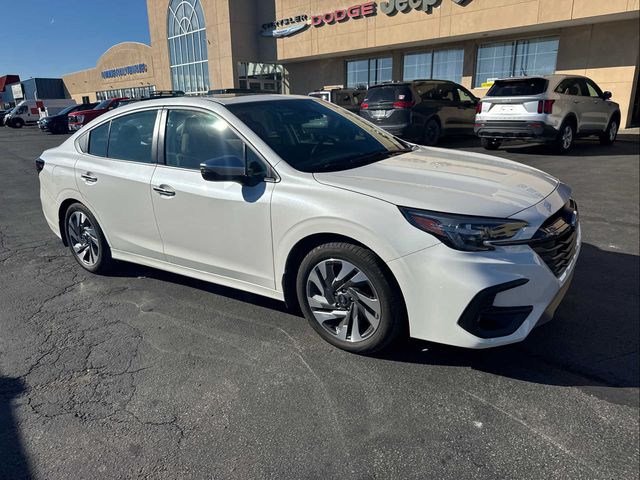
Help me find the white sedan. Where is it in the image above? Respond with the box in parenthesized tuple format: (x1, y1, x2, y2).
(37, 95, 580, 354)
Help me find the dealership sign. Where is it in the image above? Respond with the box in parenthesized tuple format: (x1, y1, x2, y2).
(261, 0, 471, 38)
(101, 63, 148, 79)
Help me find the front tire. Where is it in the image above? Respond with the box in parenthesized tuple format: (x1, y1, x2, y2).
(481, 138, 502, 150)
(422, 118, 441, 146)
(12, 118, 24, 128)
(296, 242, 404, 354)
(599, 116, 619, 145)
(64, 203, 113, 274)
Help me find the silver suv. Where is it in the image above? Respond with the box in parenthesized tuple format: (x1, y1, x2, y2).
(474, 75, 621, 152)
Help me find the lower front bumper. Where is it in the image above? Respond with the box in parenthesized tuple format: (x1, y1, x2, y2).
(475, 121, 558, 142)
(386, 229, 580, 349)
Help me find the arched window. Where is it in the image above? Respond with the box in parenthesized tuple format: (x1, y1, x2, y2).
(167, 0, 210, 94)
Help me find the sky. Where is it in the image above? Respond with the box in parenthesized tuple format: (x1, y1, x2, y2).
(1, 0, 151, 79)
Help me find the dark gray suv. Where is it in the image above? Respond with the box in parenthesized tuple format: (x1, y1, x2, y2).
(359, 80, 479, 146)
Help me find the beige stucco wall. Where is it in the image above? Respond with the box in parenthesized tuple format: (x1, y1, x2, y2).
(272, 0, 639, 60)
(63, 42, 158, 103)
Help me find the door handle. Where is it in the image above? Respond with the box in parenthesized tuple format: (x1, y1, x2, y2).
(153, 185, 176, 197)
(81, 172, 98, 183)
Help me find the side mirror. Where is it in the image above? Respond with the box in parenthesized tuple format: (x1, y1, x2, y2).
(200, 155, 262, 186)
(602, 91, 612, 100)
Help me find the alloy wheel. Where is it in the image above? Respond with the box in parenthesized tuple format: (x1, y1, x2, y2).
(562, 125, 573, 150)
(306, 259, 381, 343)
(68, 211, 100, 267)
(609, 121, 618, 142)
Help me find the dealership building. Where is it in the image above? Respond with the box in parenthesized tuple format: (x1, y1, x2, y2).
(62, 0, 640, 127)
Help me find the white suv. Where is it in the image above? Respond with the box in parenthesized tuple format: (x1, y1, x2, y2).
(475, 75, 621, 152)
(37, 95, 580, 354)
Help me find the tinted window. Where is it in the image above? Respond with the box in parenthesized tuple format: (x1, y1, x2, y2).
(555, 78, 582, 96)
(365, 86, 413, 104)
(227, 99, 410, 173)
(107, 110, 157, 163)
(165, 110, 244, 170)
(486, 78, 548, 96)
(94, 100, 111, 110)
(416, 82, 456, 102)
(89, 122, 109, 157)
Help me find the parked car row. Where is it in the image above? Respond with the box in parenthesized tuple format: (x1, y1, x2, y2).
(1, 90, 185, 134)
(310, 74, 621, 153)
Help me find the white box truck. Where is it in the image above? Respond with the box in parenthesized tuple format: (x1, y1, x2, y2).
(5, 99, 76, 128)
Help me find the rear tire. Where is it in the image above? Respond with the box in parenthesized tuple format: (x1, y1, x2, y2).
(481, 138, 502, 150)
(554, 121, 575, 154)
(599, 116, 619, 145)
(12, 118, 24, 128)
(422, 118, 441, 146)
(296, 242, 404, 355)
(64, 203, 113, 274)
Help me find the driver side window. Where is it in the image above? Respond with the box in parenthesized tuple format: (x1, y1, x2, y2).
(164, 110, 244, 170)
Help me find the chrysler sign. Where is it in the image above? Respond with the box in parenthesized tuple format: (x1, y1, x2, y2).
(261, 0, 471, 38)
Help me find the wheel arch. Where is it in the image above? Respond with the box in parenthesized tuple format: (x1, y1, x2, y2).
(57, 197, 111, 248)
(281, 232, 407, 322)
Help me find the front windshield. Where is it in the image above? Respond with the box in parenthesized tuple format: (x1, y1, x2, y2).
(57, 105, 78, 116)
(94, 100, 111, 110)
(226, 99, 412, 173)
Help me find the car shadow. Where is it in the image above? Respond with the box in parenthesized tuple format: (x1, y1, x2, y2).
(106, 244, 638, 403)
(376, 243, 639, 404)
(0, 376, 32, 480)
(106, 261, 292, 315)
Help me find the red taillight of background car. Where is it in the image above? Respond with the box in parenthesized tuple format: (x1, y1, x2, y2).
(393, 101, 415, 109)
(537, 100, 555, 114)
(360, 103, 369, 110)
(475, 102, 483, 114)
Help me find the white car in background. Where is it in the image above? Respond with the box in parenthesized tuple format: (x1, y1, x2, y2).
(475, 75, 621, 152)
(37, 95, 580, 354)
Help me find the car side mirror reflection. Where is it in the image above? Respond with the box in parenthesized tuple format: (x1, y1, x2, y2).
(602, 91, 612, 100)
(200, 156, 263, 187)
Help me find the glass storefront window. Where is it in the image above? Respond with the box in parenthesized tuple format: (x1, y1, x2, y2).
(346, 57, 393, 88)
(167, 0, 210, 94)
(96, 86, 157, 101)
(403, 49, 464, 83)
(475, 37, 559, 87)
(237, 62, 285, 93)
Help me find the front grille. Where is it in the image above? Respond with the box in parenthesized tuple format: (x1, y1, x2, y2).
(529, 200, 579, 277)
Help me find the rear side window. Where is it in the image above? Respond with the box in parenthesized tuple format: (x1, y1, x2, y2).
(416, 82, 456, 102)
(88, 122, 109, 157)
(365, 86, 413, 104)
(107, 110, 157, 163)
(554, 78, 583, 96)
(486, 78, 548, 96)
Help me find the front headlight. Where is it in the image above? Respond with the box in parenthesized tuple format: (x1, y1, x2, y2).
(399, 207, 529, 252)
(76, 115, 84, 123)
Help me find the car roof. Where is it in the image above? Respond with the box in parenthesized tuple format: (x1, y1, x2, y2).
(88, 94, 316, 118)
(495, 74, 590, 82)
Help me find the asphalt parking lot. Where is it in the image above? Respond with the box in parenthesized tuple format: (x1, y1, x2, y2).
(0, 126, 638, 479)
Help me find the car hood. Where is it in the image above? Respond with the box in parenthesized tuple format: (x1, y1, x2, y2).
(313, 147, 559, 218)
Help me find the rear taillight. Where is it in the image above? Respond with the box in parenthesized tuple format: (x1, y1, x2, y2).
(475, 102, 483, 114)
(360, 103, 369, 110)
(393, 101, 415, 109)
(537, 100, 555, 114)
(35, 158, 45, 174)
